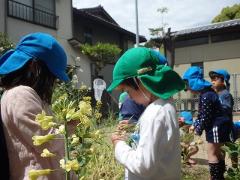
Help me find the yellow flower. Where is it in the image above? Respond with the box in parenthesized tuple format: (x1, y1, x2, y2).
(79, 101, 92, 116)
(80, 115, 91, 128)
(32, 134, 56, 146)
(59, 159, 65, 169)
(41, 148, 56, 157)
(95, 112, 102, 120)
(79, 85, 88, 91)
(35, 111, 56, 130)
(71, 134, 80, 145)
(66, 108, 78, 121)
(82, 96, 91, 102)
(28, 169, 53, 180)
(55, 125, 65, 134)
(60, 159, 80, 172)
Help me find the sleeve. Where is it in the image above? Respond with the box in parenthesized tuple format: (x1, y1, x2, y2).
(114, 108, 165, 177)
(194, 95, 214, 135)
(221, 93, 234, 111)
(8, 87, 63, 153)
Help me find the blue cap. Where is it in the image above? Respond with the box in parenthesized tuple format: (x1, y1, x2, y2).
(0, 32, 69, 82)
(150, 49, 168, 65)
(234, 121, 240, 129)
(183, 66, 211, 91)
(209, 69, 230, 82)
(179, 111, 193, 125)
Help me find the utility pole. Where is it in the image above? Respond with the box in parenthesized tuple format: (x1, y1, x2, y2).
(135, 0, 139, 47)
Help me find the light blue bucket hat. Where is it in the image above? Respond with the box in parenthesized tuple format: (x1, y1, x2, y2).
(183, 66, 211, 91)
(179, 111, 193, 125)
(0, 32, 69, 82)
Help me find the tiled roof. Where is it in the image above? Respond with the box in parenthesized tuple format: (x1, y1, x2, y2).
(73, 7, 147, 42)
(172, 19, 240, 37)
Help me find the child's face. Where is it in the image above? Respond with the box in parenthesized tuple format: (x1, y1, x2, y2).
(117, 83, 152, 106)
(210, 76, 224, 89)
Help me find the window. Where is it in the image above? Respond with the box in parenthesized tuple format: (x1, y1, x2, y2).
(211, 32, 240, 43)
(83, 27, 93, 45)
(8, 0, 57, 29)
(191, 62, 204, 74)
(191, 62, 203, 71)
(175, 36, 209, 48)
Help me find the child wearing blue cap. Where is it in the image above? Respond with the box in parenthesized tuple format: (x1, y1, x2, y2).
(183, 66, 233, 180)
(209, 69, 236, 168)
(0, 32, 69, 179)
(118, 92, 145, 124)
(209, 69, 234, 121)
(108, 47, 185, 180)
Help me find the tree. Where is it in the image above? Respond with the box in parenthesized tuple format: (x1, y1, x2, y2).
(0, 33, 13, 55)
(212, 4, 240, 23)
(148, 7, 169, 39)
(79, 43, 121, 76)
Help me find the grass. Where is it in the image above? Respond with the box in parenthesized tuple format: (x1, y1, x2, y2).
(82, 114, 124, 179)
(182, 164, 209, 180)
(83, 113, 210, 179)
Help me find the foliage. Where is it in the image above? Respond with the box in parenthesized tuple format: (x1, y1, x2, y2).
(149, 7, 169, 38)
(222, 140, 240, 179)
(29, 76, 103, 180)
(0, 32, 14, 55)
(182, 165, 209, 180)
(83, 121, 124, 179)
(80, 43, 121, 75)
(212, 4, 240, 23)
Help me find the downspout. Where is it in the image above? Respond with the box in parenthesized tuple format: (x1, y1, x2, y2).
(4, 0, 8, 34)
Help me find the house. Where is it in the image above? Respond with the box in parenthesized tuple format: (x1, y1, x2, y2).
(0, 1, 146, 110)
(70, 5, 146, 88)
(0, 0, 75, 66)
(162, 19, 240, 112)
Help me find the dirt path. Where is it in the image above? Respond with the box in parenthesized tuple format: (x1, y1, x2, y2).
(191, 134, 232, 169)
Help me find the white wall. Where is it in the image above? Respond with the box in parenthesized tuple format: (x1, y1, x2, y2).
(1, 0, 92, 87)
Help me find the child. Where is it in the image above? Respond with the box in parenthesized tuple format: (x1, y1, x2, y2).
(209, 69, 234, 122)
(0, 33, 69, 179)
(209, 69, 236, 167)
(108, 47, 185, 180)
(118, 91, 145, 124)
(183, 66, 233, 180)
(179, 111, 199, 166)
(118, 50, 167, 126)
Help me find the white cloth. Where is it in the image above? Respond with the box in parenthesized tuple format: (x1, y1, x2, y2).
(115, 99, 181, 180)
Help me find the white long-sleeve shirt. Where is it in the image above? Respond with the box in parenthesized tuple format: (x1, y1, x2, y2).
(115, 98, 181, 180)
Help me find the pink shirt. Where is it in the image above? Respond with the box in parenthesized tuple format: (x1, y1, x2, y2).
(1, 86, 65, 180)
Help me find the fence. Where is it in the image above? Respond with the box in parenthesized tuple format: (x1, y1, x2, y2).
(174, 74, 240, 112)
(8, 0, 58, 29)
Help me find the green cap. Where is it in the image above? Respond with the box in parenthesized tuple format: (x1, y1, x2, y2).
(107, 47, 185, 99)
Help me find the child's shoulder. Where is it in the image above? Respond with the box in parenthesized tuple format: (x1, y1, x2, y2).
(201, 89, 217, 99)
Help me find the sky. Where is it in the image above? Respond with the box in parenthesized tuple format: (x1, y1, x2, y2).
(73, 0, 239, 40)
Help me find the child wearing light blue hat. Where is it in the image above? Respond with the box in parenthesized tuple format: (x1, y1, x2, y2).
(209, 69, 234, 123)
(183, 66, 233, 180)
(0, 32, 69, 179)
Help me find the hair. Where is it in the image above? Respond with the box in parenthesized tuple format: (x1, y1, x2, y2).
(209, 72, 224, 82)
(121, 78, 140, 90)
(0, 59, 56, 104)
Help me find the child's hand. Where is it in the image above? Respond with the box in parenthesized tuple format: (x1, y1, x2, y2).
(119, 120, 129, 124)
(111, 132, 126, 146)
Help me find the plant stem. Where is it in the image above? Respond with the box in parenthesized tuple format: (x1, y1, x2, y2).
(64, 120, 70, 180)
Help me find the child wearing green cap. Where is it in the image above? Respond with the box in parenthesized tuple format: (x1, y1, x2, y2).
(108, 47, 185, 180)
(0, 33, 69, 179)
